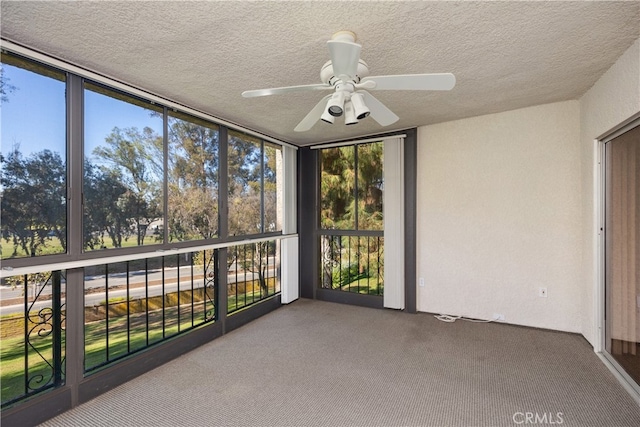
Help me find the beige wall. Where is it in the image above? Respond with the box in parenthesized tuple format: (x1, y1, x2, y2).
(416, 101, 582, 332)
(415, 37, 640, 341)
(579, 38, 640, 346)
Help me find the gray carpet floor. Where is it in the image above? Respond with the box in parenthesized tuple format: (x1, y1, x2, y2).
(41, 299, 640, 427)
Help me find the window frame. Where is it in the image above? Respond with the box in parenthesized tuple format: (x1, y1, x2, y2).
(0, 49, 289, 270)
(317, 141, 384, 232)
(227, 129, 283, 240)
(0, 51, 70, 265)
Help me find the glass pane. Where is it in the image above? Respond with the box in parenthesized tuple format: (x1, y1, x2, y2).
(605, 124, 640, 386)
(83, 83, 164, 251)
(320, 146, 355, 229)
(264, 142, 282, 232)
(357, 142, 384, 230)
(1, 54, 67, 259)
(167, 111, 219, 242)
(228, 130, 261, 236)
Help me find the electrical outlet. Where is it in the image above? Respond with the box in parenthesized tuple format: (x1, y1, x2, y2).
(419, 278, 425, 287)
(539, 287, 548, 298)
(493, 313, 505, 321)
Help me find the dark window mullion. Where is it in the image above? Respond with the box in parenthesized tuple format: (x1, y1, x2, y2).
(354, 145, 359, 231)
(219, 126, 229, 239)
(68, 73, 83, 258)
(260, 141, 265, 234)
(163, 106, 169, 246)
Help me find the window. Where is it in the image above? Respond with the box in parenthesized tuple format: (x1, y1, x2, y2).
(167, 111, 219, 242)
(1, 48, 288, 267)
(83, 83, 163, 251)
(318, 141, 385, 295)
(263, 142, 282, 233)
(228, 131, 282, 236)
(320, 141, 383, 230)
(0, 53, 67, 259)
(356, 142, 384, 231)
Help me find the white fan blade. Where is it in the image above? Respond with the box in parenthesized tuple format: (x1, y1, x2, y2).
(327, 40, 361, 78)
(294, 95, 332, 132)
(242, 83, 331, 98)
(361, 73, 456, 91)
(358, 91, 399, 126)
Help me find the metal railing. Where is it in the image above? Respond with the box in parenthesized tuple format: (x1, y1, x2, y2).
(319, 233, 384, 295)
(83, 249, 219, 372)
(1, 237, 286, 408)
(0, 271, 66, 406)
(227, 240, 280, 314)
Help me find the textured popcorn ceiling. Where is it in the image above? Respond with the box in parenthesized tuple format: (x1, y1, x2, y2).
(1, 1, 639, 146)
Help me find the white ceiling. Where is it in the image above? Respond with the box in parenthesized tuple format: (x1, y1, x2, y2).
(2, 1, 639, 146)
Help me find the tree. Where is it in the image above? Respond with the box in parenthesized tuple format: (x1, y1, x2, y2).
(92, 126, 163, 246)
(1, 147, 66, 257)
(355, 142, 383, 230)
(166, 117, 219, 241)
(83, 161, 132, 249)
(0, 64, 17, 103)
(320, 146, 356, 229)
(263, 144, 280, 232)
(232, 240, 274, 298)
(228, 133, 262, 236)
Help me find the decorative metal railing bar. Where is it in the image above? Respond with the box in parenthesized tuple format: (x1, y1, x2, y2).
(83, 249, 220, 373)
(319, 232, 384, 296)
(1, 236, 289, 408)
(0, 271, 66, 407)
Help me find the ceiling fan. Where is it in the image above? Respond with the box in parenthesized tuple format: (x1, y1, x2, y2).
(241, 31, 456, 132)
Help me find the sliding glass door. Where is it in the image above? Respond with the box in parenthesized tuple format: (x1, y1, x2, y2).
(605, 122, 640, 386)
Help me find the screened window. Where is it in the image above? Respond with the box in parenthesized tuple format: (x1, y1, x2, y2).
(228, 131, 261, 236)
(264, 142, 282, 233)
(167, 111, 220, 242)
(1, 49, 288, 265)
(320, 141, 383, 230)
(356, 142, 383, 231)
(0, 53, 67, 259)
(228, 131, 282, 236)
(83, 83, 163, 251)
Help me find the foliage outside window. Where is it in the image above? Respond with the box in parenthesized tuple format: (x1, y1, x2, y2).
(0, 54, 67, 259)
(83, 83, 164, 251)
(320, 141, 383, 230)
(263, 142, 282, 233)
(167, 111, 219, 242)
(228, 131, 282, 236)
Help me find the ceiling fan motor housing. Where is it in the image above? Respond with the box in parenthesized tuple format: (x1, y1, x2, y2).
(320, 59, 370, 85)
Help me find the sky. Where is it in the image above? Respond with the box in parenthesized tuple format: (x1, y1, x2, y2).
(1, 62, 162, 162)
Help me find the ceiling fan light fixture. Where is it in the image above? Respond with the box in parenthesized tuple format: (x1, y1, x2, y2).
(327, 91, 345, 117)
(344, 100, 358, 125)
(351, 92, 370, 120)
(321, 99, 335, 124)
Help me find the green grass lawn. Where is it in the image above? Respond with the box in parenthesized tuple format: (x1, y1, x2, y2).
(337, 276, 383, 295)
